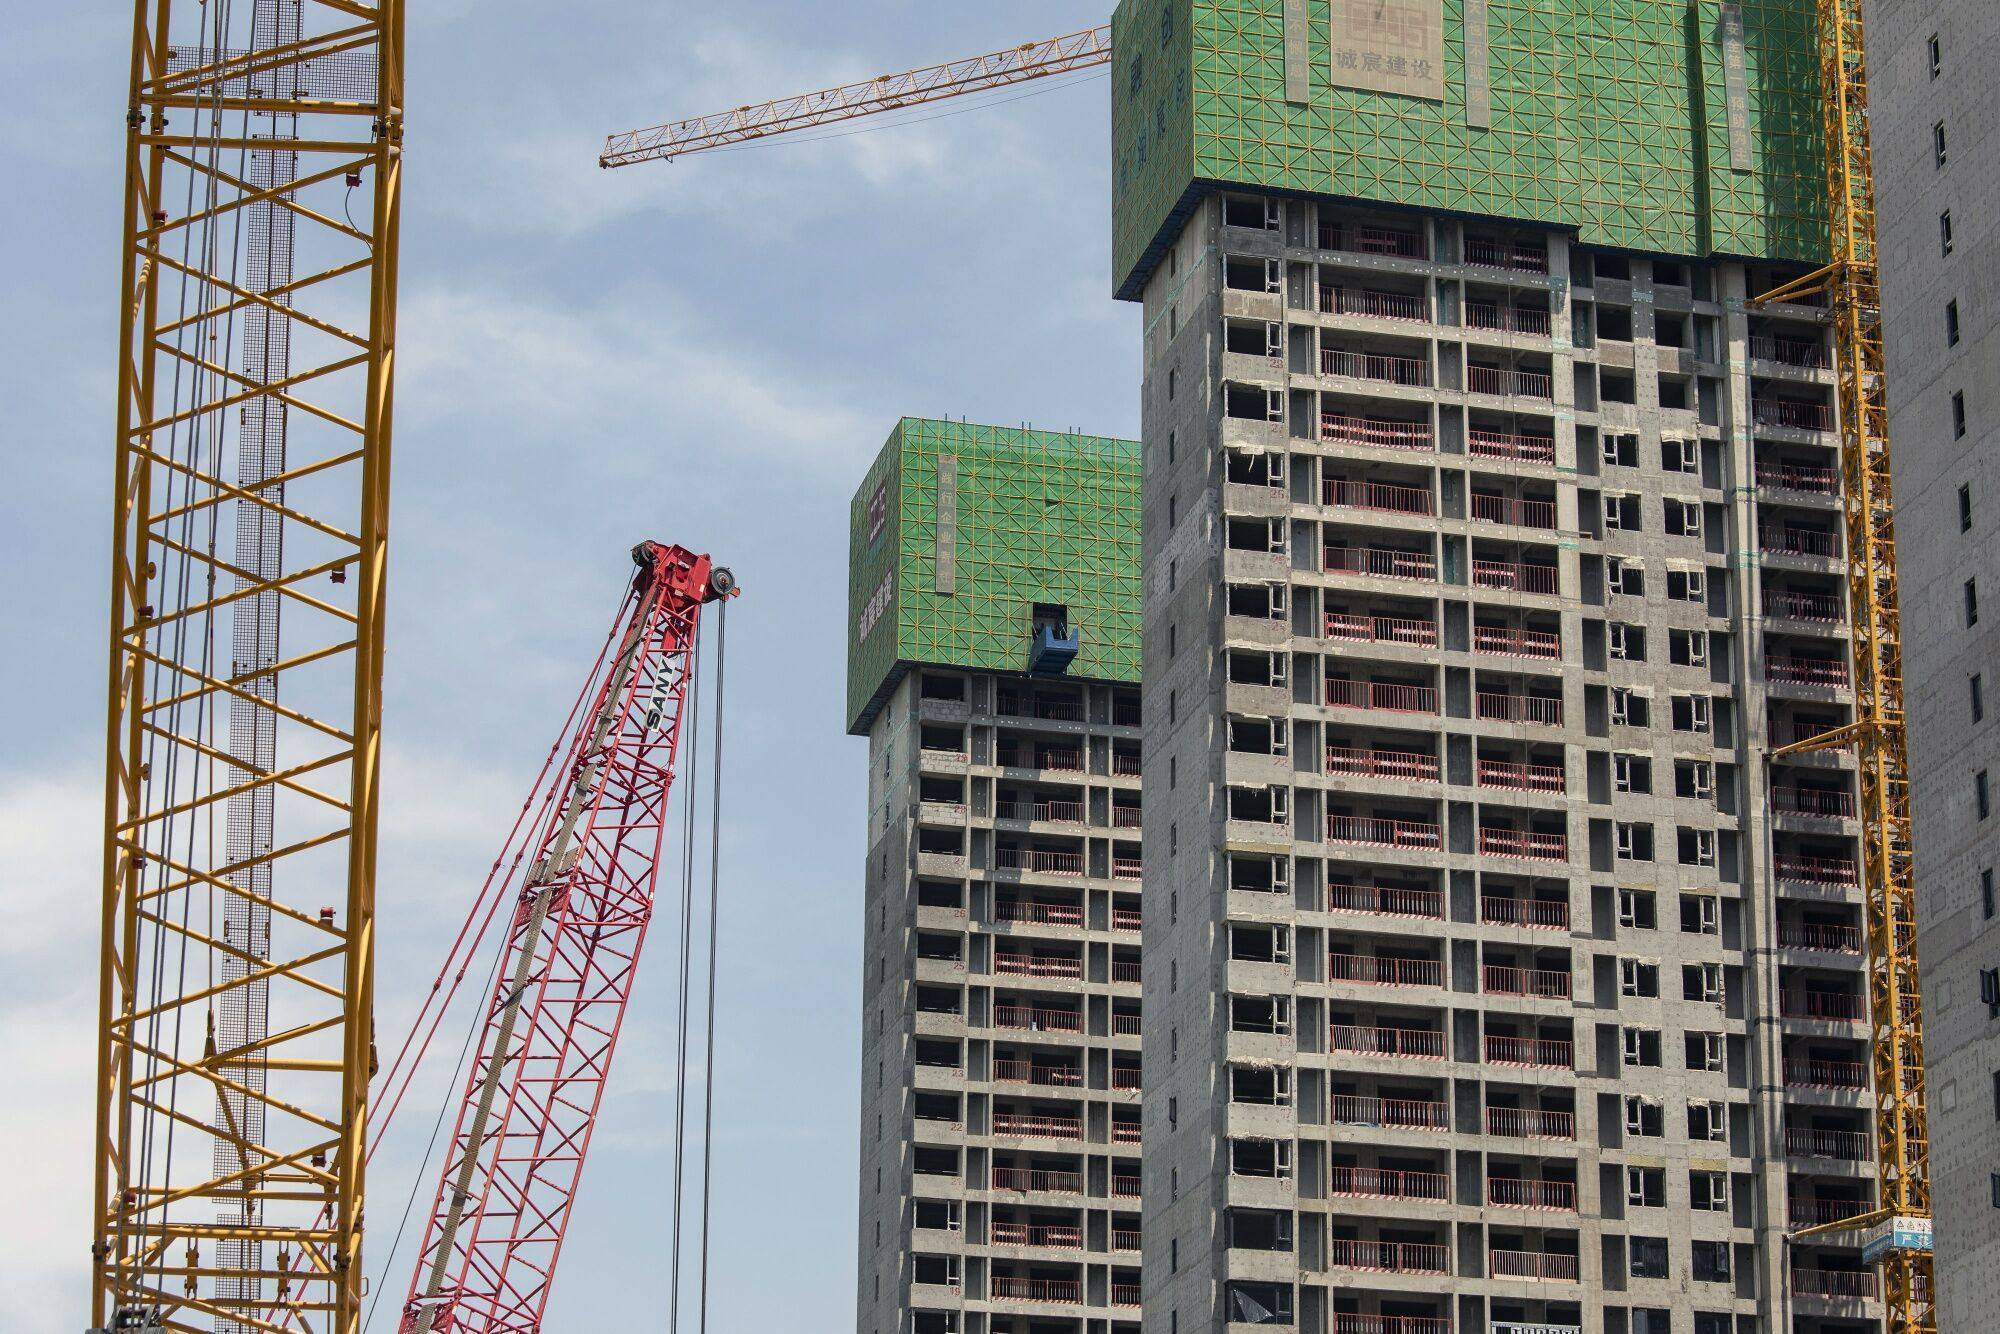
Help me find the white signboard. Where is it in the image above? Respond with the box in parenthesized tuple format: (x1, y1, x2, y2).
(1329, 0, 1446, 103)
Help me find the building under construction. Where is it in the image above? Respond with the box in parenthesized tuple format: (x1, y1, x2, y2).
(1116, 2, 1893, 1332)
(849, 419, 1146, 1334)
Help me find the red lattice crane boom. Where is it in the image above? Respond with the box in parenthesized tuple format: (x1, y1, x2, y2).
(599, 25, 1111, 167)
(399, 542, 735, 1334)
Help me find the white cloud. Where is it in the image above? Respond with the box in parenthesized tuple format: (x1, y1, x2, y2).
(395, 280, 881, 478)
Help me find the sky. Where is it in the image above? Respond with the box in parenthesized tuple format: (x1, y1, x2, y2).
(0, 4, 1135, 1329)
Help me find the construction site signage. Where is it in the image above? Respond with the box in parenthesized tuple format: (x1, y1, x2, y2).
(1327, 0, 1445, 103)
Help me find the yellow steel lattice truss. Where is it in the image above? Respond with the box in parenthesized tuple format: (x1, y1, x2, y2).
(1763, 0, 1932, 1328)
(92, 3, 403, 1332)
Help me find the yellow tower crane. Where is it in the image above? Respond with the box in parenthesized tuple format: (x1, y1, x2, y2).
(91, 3, 404, 1332)
(605, 4, 1934, 1328)
(1758, 1, 1932, 1329)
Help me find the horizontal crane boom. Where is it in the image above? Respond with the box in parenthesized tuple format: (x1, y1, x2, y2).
(600, 25, 1112, 167)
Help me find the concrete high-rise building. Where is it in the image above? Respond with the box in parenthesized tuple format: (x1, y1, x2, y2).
(1112, 4, 1887, 1331)
(849, 419, 1148, 1334)
(1872, 0, 2000, 1325)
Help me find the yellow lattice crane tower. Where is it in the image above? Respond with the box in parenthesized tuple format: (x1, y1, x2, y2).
(1760, 0, 1933, 1329)
(91, 3, 404, 1331)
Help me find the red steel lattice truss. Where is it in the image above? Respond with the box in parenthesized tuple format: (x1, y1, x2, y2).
(400, 542, 732, 1334)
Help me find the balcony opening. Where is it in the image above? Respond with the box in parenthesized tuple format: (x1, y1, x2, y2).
(1231, 993, 1290, 1035)
(920, 673, 965, 700)
(1228, 1207, 1295, 1252)
(1227, 447, 1285, 487)
(916, 881, 962, 913)
(1596, 305, 1633, 342)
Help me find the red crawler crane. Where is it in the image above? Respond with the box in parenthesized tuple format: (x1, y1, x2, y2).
(399, 541, 735, 1334)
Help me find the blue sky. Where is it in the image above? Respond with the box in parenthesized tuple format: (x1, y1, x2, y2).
(0, 4, 1134, 1327)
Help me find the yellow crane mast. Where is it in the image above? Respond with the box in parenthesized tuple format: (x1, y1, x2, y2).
(91, 3, 404, 1331)
(1760, 0, 1932, 1328)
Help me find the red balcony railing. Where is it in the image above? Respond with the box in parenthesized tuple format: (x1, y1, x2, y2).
(1328, 814, 1443, 849)
(1112, 1065, 1141, 1090)
(1331, 1023, 1446, 1060)
(1025, 746, 1084, 772)
(1112, 855, 1142, 881)
(1323, 348, 1432, 386)
(1336, 1317, 1451, 1334)
(1480, 896, 1570, 929)
(1466, 303, 1553, 336)
(1325, 612, 1439, 647)
(1483, 1033, 1573, 1068)
(1321, 411, 1435, 452)
(1778, 920, 1862, 952)
(1331, 1093, 1450, 1131)
(1467, 364, 1554, 399)
(1468, 428, 1557, 464)
(1112, 1228, 1142, 1251)
(1329, 1238, 1449, 1274)
(1766, 655, 1850, 687)
(994, 952, 1083, 980)
(1770, 717, 1850, 748)
(1112, 1172, 1141, 1197)
(1756, 399, 1835, 431)
(1768, 588, 1840, 620)
(1326, 745, 1441, 783)
(1791, 1268, 1878, 1300)
(991, 1059, 1082, 1088)
(993, 900, 1084, 927)
(1476, 691, 1563, 725)
(1111, 960, 1141, 984)
(1325, 477, 1435, 515)
(1785, 991, 1865, 1022)
(1776, 854, 1859, 886)
(1321, 222, 1427, 259)
(993, 1004, 1081, 1033)
(1473, 624, 1561, 659)
(1111, 751, 1141, 776)
(1465, 236, 1549, 272)
(1783, 1056, 1867, 1089)
(1763, 526, 1839, 558)
(1111, 1282, 1142, 1307)
(1320, 286, 1428, 321)
(1111, 1120, 1142, 1144)
(1787, 1126, 1872, 1161)
(1470, 492, 1557, 528)
(990, 1221, 1082, 1249)
(1751, 334, 1830, 368)
(1328, 1165, 1449, 1201)
(1112, 905, 1142, 931)
(1759, 461, 1840, 495)
(1471, 557, 1560, 594)
(1776, 788, 1848, 820)
(1478, 827, 1568, 862)
(990, 1166, 1082, 1194)
(1490, 1249, 1579, 1281)
(1476, 758, 1566, 794)
(994, 847, 1085, 877)
(1790, 1197, 1872, 1229)
(1324, 544, 1438, 581)
(1483, 964, 1572, 999)
(1326, 679, 1439, 714)
(1111, 1012, 1143, 1036)
(1485, 1106, 1575, 1140)
(1111, 804, 1143, 828)
(1327, 881, 1445, 919)
(990, 1276, 1082, 1304)
(991, 1111, 1082, 1140)
(1487, 1176, 1577, 1209)
(1328, 952, 1444, 987)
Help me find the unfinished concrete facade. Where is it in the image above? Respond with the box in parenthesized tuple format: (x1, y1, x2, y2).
(1871, 0, 2000, 1325)
(1136, 193, 1889, 1334)
(849, 420, 1147, 1334)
